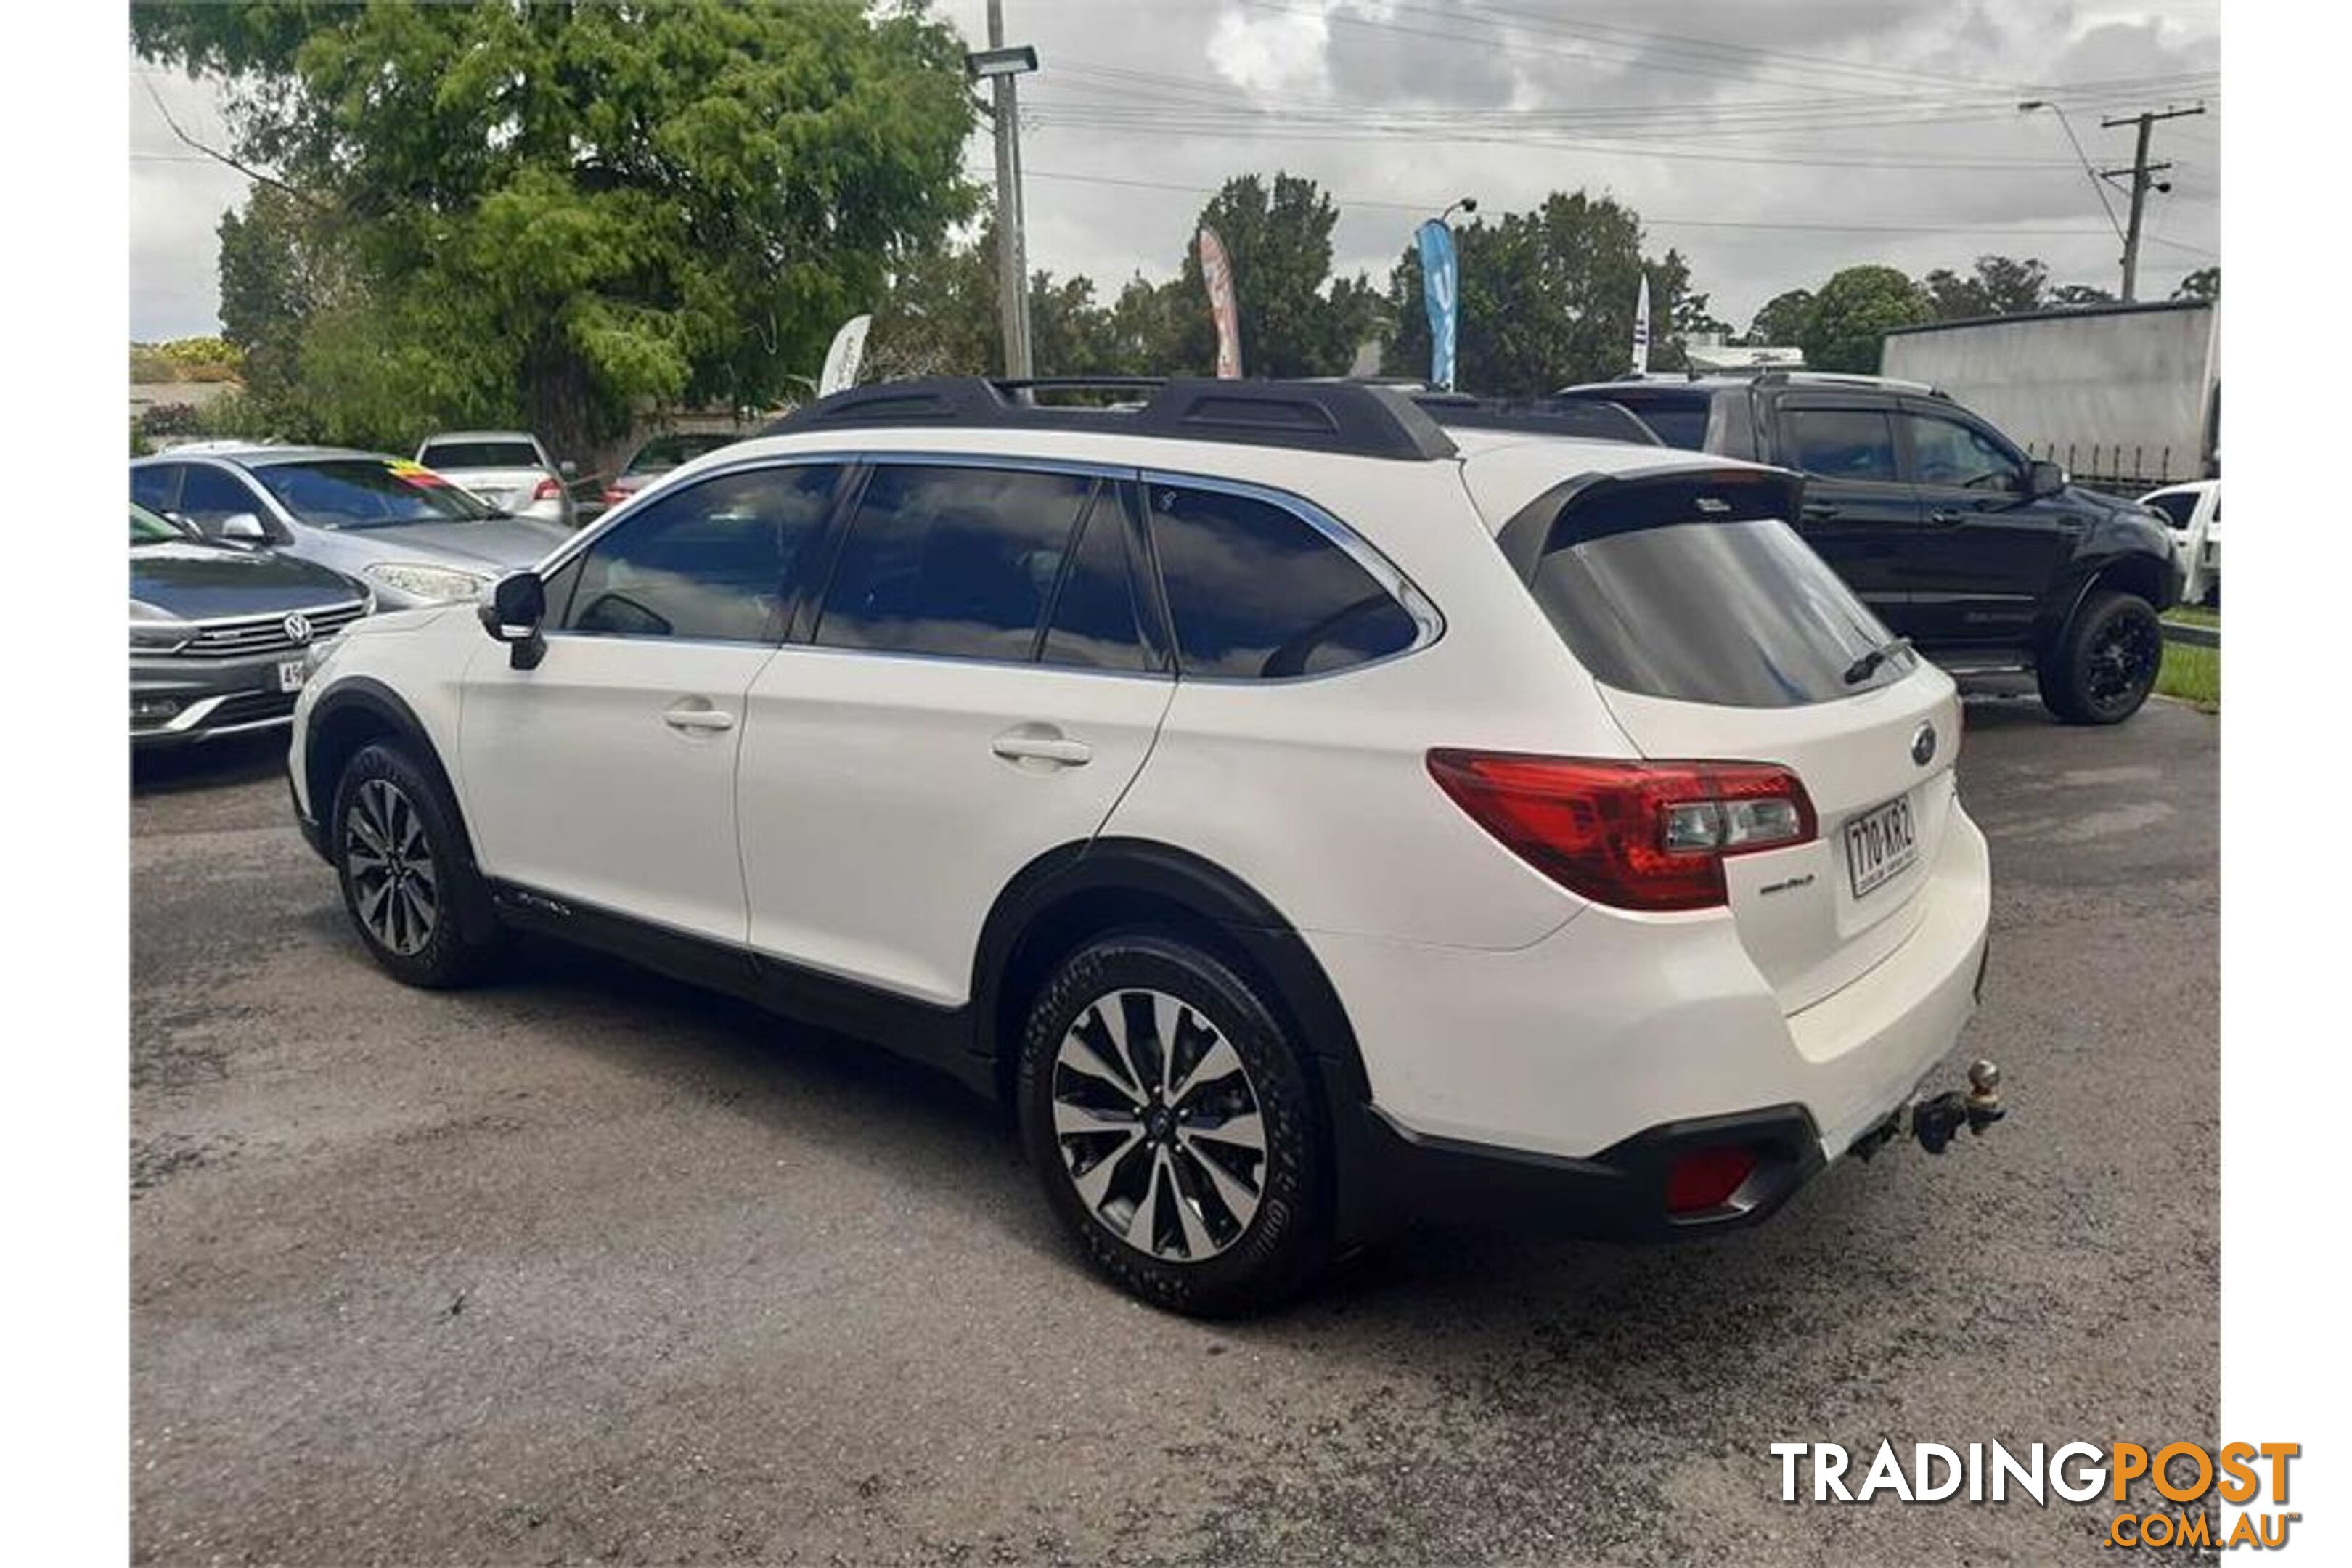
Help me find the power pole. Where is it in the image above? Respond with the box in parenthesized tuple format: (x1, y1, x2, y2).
(2099, 104, 2205, 302)
(980, 1, 1034, 378)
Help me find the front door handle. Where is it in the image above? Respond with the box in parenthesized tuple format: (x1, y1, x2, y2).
(662, 702, 736, 733)
(1927, 507, 1966, 526)
(1802, 502, 1840, 520)
(992, 727, 1091, 767)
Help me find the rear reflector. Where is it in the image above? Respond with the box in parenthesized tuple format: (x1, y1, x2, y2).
(1426, 751, 1818, 912)
(1664, 1146, 1759, 1214)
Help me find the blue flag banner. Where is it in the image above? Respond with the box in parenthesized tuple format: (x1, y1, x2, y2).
(1417, 219, 1458, 392)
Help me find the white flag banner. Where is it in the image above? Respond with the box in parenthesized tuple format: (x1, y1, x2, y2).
(1630, 274, 1651, 379)
(818, 313, 873, 396)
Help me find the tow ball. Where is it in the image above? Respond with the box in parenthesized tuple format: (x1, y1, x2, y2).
(1853, 1060, 2005, 1159)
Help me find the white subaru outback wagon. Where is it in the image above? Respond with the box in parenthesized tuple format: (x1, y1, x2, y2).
(289, 377, 1996, 1315)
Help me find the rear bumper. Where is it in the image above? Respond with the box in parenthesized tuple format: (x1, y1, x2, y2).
(1359, 1101, 1825, 1240)
(1317, 805, 1993, 1236)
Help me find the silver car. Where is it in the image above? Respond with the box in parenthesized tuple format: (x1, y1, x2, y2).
(130, 446, 570, 610)
(415, 430, 576, 528)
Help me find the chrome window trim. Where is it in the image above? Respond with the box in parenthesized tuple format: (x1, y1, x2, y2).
(1137, 466, 1445, 682)
(526, 446, 1445, 679)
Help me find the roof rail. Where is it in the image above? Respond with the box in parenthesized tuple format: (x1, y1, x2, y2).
(1410, 392, 1665, 447)
(762, 377, 1458, 461)
(1752, 369, 1945, 398)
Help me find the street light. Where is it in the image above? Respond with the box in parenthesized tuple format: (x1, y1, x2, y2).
(1440, 196, 1478, 225)
(2019, 99, 2126, 245)
(966, 6, 1040, 377)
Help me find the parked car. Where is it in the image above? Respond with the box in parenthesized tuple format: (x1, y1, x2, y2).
(1553, 371, 2181, 724)
(131, 446, 571, 609)
(599, 430, 745, 511)
(415, 430, 577, 528)
(2142, 478, 2219, 607)
(131, 502, 371, 747)
(290, 377, 1998, 1315)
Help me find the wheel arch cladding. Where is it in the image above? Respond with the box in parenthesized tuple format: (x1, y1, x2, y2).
(306, 678, 478, 869)
(973, 838, 1373, 1107)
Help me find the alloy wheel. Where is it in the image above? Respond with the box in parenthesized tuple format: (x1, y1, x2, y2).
(2087, 613, 2160, 711)
(1050, 987, 1267, 1262)
(345, 777, 438, 957)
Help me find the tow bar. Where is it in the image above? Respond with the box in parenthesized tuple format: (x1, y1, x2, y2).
(1852, 1060, 2005, 1159)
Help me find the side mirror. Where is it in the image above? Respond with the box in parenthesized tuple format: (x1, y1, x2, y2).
(559, 459, 578, 478)
(221, 512, 268, 542)
(2026, 460, 2066, 499)
(478, 570, 548, 670)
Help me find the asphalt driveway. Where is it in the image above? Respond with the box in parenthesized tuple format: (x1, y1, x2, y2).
(130, 694, 2218, 1565)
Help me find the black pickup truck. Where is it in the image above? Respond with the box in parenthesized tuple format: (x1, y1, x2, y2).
(1551, 372, 2181, 724)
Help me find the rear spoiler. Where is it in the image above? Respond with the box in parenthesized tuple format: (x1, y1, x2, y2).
(1493, 467, 1807, 584)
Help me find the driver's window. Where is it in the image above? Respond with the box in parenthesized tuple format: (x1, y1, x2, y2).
(1903, 415, 2024, 493)
(558, 464, 841, 643)
(1146, 484, 1418, 679)
(176, 465, 269, 536)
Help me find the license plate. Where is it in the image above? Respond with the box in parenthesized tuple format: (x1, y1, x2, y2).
(276, 658, 308, 693)
(1845, 793, 1919, 899)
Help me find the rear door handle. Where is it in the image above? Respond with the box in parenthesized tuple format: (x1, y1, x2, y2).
(1927, 507, 1966, 526)
(662, 702, 736, 733)
(1802, 502, 1840, 520)
(992, 729, 1091, 767)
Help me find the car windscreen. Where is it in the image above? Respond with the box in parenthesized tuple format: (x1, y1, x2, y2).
(1525, 476, 1911, 707)
(253, 459, 504, 529)
(418, 440, 541, 470)
(626, 433, 735, 473)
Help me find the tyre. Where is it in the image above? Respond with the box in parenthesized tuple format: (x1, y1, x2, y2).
(2038, 589, 2163, 724)
(1018, 934, 1330, 1316)
(330, 740, 503, 988)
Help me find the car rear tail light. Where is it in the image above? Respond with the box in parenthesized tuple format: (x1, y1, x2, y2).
(1425, 751, 1817, 912)
(1664, 1146, 1759, 1214)
(601, 486, 629, 507)
(532, 477, 565, 502)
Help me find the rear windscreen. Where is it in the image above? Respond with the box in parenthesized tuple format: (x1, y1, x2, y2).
(1562, 392, 1710, 449)
(1528, 481, 1911, 706)
(420, 441, 540, 469)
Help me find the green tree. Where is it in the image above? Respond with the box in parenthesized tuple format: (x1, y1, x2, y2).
(1801, 265, 1930, 373)
(136, 1, 976, 460)
(2173, 266, 2221, 301)
(1745, 288, 1814, 348)
(1384, 191, 1684, 392)
(1922, 255, 2048, 322)
(216, 184, 354, 411)
(1174, 173, 1368, 378)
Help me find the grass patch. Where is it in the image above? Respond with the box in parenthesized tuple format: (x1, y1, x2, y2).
(2156, 638, 2219, 709)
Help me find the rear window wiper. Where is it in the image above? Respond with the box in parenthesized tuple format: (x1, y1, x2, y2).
(1842, 635, 1913, 686)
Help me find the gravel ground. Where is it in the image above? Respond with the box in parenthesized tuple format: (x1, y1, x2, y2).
(130, 693, 2218, 1565)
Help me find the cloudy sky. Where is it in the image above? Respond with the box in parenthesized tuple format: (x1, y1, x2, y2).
(129, 0, 2221, 344)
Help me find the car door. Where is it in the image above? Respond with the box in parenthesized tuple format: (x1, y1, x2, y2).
(736, 459, 1175, 1007)
(457, 460, 845, 944)
(1894, 401, 2082, 648)
(1772, 399, 1927, 635)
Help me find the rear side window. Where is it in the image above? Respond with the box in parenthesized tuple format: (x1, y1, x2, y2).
(420, 440, 541, 469)
(1609, 394, 1711, 450)
(813, 464, 1095, 662)
(2147, 492, 2198, 529)
(1526, 476, 1911, 707)
(1783, 408, 1898, 481)
(1146, 483, 1420, 679)
(1040, 491, 1153, 672)
(560, 464, 840, 642)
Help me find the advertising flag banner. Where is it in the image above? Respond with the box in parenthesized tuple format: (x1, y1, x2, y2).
(1630, 274, 1651, 378)
(1417, 219, 1460, 391)
(1198, 226, 1244, 379)
(817, 314, 873, 396)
